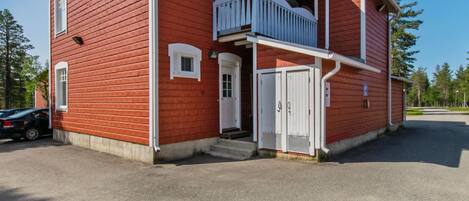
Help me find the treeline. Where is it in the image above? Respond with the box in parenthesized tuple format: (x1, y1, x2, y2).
(408, 62, 469, 107)
(0, 9, 48, 109)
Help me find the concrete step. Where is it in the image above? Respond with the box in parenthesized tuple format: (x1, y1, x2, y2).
(217, 139, 257, 150)
(207, 139, 257, 160)
(221, 130, 249, 139)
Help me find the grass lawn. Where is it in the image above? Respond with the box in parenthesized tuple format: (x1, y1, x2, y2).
(447, 107, 469, 112)
(406, 108, 423, 116)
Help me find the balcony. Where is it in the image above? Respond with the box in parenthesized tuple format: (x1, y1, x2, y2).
(213, 0, 317, 47)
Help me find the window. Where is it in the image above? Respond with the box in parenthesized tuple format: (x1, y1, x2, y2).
(222, 74, 232, 98)
(168, 43, 202, 81)
(55, 62, 68, 111)
(55, 0, 67, 35)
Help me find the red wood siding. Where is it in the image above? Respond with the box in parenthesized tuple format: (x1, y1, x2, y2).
(324, 0, 389, 143)
(257, 45, 315, 69)
(158, 0, 252, 145)
(366, 0, 389, 69)
(35, 89, 47, 108)
(392, 80, 404, 124)
(329, 0, 361, 58)
(50, 0, 150, 145)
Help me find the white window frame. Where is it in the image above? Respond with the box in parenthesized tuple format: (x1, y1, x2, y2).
(55, 62, 69, 112)
(54, 0, 67, 36)
(168, 43, 202, 81)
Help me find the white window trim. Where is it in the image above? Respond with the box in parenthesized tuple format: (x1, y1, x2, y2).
(54, 0, 68, 37)
(168, 43, 202, 81)
(55, 62, 69, 112)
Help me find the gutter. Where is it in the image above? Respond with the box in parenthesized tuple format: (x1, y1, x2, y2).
(320, 61, 341, 154)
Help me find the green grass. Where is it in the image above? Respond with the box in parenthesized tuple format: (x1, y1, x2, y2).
(406, 108, 423, 116)
(447, 107, 469, 112)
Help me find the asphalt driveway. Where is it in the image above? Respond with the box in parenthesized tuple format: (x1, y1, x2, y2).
(1, 111, 469, 201)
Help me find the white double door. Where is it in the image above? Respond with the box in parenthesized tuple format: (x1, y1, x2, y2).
(259, 70, 312, 154)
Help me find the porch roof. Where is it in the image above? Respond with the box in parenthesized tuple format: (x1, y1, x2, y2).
(247, 35, 382, 74)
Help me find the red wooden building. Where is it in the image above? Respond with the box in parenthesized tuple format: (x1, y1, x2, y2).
(50, 0, 407, 163)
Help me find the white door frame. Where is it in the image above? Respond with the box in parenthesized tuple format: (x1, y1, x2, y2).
(219, 53, 242, 134)
(257, 65, 318, 156)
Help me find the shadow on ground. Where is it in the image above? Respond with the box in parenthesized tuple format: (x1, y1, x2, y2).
(0, 138, 62, 154)
(0, 186, 51, 201)
(332, 120, 469, 168)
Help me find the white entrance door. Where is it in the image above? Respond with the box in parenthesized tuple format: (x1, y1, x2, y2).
(259, 72, 283, 150)
(221, 63, 238, 130)
(286, 70, 311, 154)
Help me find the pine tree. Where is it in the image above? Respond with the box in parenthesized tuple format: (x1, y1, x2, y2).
(433, 63, 452, 106)
(0, 9, 33, 108)
(391, 1, 423, 78)
(409, 67, 429, 107)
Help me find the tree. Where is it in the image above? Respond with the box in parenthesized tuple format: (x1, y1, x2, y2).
(409, 67, 429, 107)
(433, 63, 452, 106)
(35, 60, 49, 107)
(0, 9, 33, 108)
(391, 1, 423, 78)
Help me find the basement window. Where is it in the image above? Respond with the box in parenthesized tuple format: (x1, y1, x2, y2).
(55, 0, 67, 35)
(168, 43, 202, 81)
(55, 62, 68, 112)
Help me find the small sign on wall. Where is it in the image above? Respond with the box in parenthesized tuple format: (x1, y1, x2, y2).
(325, 82, 331, 107)
(363, 83, 369, 97)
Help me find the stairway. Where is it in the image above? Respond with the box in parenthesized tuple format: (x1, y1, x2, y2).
(220, 129, 250, 139)
(208, 138, 257, 160)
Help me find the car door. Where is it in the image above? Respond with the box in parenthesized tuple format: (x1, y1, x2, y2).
(36, 110, 50, 133)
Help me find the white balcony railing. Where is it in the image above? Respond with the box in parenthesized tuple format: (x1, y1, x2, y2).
(213, 0, 317, 47)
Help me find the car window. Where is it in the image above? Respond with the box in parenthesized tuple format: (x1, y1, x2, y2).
(8, 109, 36, 119)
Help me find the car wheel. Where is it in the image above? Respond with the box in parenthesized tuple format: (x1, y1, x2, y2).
(25, 128, 40, 141)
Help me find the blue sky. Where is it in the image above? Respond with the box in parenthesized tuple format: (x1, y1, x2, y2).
(0, 0, 468, 78)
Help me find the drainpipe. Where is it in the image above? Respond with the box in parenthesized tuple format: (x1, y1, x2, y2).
(320, 61, 341, 154)
(388, 14, 396, 128)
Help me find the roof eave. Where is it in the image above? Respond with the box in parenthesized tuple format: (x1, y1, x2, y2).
(247, 35, 382, 74)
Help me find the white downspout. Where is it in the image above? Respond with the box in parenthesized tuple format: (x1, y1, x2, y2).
(388, 14, 396, 128)
(320, 61, 341, 154)
(325, 0, 330, 49)
(150, 0, 160, 152)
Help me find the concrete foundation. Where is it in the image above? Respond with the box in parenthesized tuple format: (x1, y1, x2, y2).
(326, 127, 388, 156)
(157, 137, 218, 161)
(53, 129, 156, 164)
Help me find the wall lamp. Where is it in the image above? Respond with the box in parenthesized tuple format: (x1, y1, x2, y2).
(209, 49, 218, 59)
(72, 36, 84, 45)
(377, 4, 387, 12)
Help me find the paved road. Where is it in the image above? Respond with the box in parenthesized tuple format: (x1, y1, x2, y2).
(1, 112, 469, 201)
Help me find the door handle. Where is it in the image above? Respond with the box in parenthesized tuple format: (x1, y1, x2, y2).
(288, 102, 292, 114)
(277, 101, 282, 112)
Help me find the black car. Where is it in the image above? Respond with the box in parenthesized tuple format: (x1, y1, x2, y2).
(0, 108, 30, 118)
(0, 109, 51, 141)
